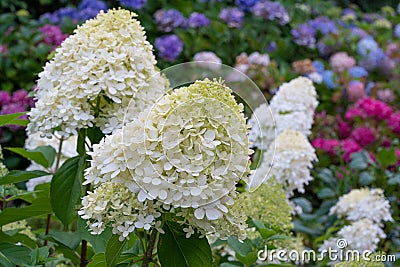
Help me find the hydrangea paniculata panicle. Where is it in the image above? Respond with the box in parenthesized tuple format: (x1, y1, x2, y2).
(250, 130, 317, 197)
(80, 79, 252, 241)
(248, 77, 318, 149)
(28, 9, 167, 138)
(329, 188, 393, 224)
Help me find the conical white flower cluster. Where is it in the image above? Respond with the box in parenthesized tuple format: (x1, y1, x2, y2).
(321, 188, 392, 254)
(329, 188, 393, 224)
(248, 77, 318, 149)
(28, 9, 168, 138)
(250, 130, 316, 196)
(79, 79, 251, 241)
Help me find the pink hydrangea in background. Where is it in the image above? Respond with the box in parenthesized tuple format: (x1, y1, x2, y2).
(351, 126, 375, 146)
(0, 89, 35, 130)
(356, 97, 392, 120)
(330, 51, 356, 73)
(39, 25, 68, 48)
(345, 107, 365, 120)
(338, 119, 351, 138)
(388, 112, 400, 135)
(340, 138, 362, 162)
(312, 138, 340, 155)
(0, 45, 8, 54)
(346, 80, 365, 101)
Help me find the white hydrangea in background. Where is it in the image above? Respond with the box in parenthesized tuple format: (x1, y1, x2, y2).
(79, 79, 251, 241)
(27, 9, 168, 138)
(250, 130, 317, 196)
(337, 219, 386, 252)
(193, 51, 222, 70)
(25, 132, 78, 191)
(329, 188, 393, 224)
(248, 77, 318, 149)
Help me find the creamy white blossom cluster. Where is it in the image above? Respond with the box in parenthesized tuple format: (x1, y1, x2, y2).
(79, 79, 251, 240)
(248, 77, 318, 148)
(250, 130, 316, 196)
(320, 219, 386, 253)
(329, 188, 393, 224)
(28, 9, 167, 137)
(25, 132, 78, 191)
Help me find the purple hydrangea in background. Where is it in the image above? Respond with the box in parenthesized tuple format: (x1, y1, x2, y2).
(362, 13, 383, 23)
(188, 12, 210, 28)
(321, 70, 337, 89)
(266, 41, 277, 52)
(0, 92, 11, 105)
(252, 1, 290, 25)
(40, 7, 80, 24)
(0, 45, 7, 54)
(219, 7, 244, 28)
(235, 0, 260, 11)
(78, 0, 107, 11)
(309, 17, 337, 35)
(291, 23, 316, 48)
(348, 66, 368, 78)
(360, 48, 395, 73)
(40, 0, 107, 24)
(39, 25, 68, 48)
(154, 9, 187, 32)
(120, 0, 147, 9)
(350, 27, 369, 39)
(357, 37, 378, 56)
(155, 34, 183, 62)
(394, 24, 400, 38)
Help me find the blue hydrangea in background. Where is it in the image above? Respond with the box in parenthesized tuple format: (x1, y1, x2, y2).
(235, 0, 260, 11)
(348, 66, 368, 78)
(357, 37, 379, 56)
(309, 17, 337, 35)
(394, 24, 400, 38)
(119, 0, 147, 9)
(291, 23, 316, 48)
(322, 70, 337, 89)
(313, 60, 325, 73)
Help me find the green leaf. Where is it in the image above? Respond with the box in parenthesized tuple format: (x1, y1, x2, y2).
(227, 236, 253, 257)
(388, 174, 400, 185)
(349, 151, 369, 170)
(266, 235, 291, 242)
(0, 242, 31, 266)
(377, 148, 397, 167)
(0, 251, 13, 267)
(5, 146, 56, 168)
(0, 112, 26, 127)
(158, 221, 212, 267)
(317, 188, 336, 199)
(0, 231, 36, 248)
(105, 235, 127, 267)
(50, 156, 85, 227)
(0, 184, 52, 226)
(236, 251, 258, 265)
(30, 247, 49, 265)
(46, 230, 81, 250)
(0, 170, 49, 186)
(88, 253, 106, 267)
(359, 171, 375, 186)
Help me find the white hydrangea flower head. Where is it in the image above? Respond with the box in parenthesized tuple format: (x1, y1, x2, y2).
(248, 77, 318, 150)
(24, 132, 78, 191)
(250, 130, 316, 195)
(337, 219, 386, 252)
(248, 103, 275, 149)
(0, 145, 8, 177)
(81, 79, 251, 240)
(329, 188, 393, 224)
(28, 9, 167, 137)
